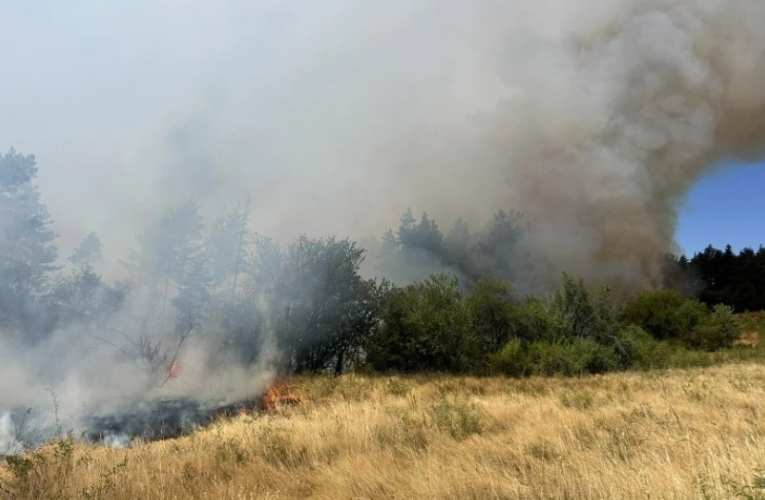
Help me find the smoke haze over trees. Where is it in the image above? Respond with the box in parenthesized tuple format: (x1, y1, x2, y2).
(0, 147, 760, 451)
(1, 0, 764, 449)
(2, 0, 765, 288)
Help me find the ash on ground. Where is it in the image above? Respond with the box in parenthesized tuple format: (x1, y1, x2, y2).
(85, 398, 252, 444)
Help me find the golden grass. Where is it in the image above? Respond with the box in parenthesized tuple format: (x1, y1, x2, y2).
(5, 363, 765, 499)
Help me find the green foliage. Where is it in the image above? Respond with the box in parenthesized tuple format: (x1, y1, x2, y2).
(488, 277, 744, 376)
(547, 274, 623, 345)
(524, 339, 619, 377)
(488, 338, 527, 376)
(269, 236, 385, 374)
(466, 276, 516, 353)
(685, 244, 765, 312)
(491, 339, 621, 377)
(623, 289, 704, 340)
(366, 274, 478, 372)
(692, 304, 740, 351)
(621, 327, 697, 369)
(427, 392, 484, 440)
(624, 289, 741, 351)
(510, 298, 557, 342)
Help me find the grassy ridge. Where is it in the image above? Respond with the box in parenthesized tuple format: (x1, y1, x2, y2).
(5, 359, 765, 498)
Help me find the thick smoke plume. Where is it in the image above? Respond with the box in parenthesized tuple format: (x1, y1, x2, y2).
(2, 1, 764, 285)
(1, 1, 764, 448)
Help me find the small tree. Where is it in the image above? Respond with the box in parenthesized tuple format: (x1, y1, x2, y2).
(548, 274, 622, 345)
(466, 276, 516, 353)
(0, 149, 59, 340)
(267, 236, 383, 374)
(623, 289, 707, 341)
(690, 304, 740, 351)
(367, 273, 478, 372)
(69, 232, 102, 271)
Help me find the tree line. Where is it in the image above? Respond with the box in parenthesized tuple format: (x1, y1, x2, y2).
(0, 148, 760, 381)
(665, 245, 765, 312)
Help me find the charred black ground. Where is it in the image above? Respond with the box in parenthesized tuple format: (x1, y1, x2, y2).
(84, 399, 254, 444)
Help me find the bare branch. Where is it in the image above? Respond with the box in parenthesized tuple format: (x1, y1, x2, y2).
(160, 312, 194, 388)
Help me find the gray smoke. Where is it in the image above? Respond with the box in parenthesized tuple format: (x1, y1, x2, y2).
(2, 1, 764, 284)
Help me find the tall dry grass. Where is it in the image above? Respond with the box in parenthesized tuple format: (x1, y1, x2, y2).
(4, 363, 765, 499)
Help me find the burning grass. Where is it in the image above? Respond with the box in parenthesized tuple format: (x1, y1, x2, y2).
(6, 363, 765, 498)
(262, 377, 304, 414)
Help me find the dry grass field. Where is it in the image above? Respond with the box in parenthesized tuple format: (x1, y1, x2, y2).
(5, 360, 765, 499)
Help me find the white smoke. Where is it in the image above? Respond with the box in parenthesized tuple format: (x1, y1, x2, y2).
(0, 412, 22, 455)
(2, 0, 762, 286)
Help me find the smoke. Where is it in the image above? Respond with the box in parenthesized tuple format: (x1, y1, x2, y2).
(3, 1, 763, 285)
(1, 0, 764, 447)
(2, 1, 764, 283)
(0, 280, 279, 451)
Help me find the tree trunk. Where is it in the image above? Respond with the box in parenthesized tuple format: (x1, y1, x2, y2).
(334, 349, 345, 376)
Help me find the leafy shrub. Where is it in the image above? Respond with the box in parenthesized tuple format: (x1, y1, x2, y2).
(624, 290, 741, 351)
(621, 328, 675, 369)
(623, 289, 706, 341)
(547, 274, 623, 346)
(511, 298, 557, 342)
(488, 338, 528, 376)
(524, 339, 619, 377)
(620, 326, 712, 370)
(690, 304, 740, 351)
(466, 277, 516, 353)
(366, 274, 479, 372)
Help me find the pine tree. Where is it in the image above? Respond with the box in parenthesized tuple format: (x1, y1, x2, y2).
(206, 200, 252, 299)
(0, 149, 58, 339)
(133, 199, 204, 314)
(69, 232, 102, 271)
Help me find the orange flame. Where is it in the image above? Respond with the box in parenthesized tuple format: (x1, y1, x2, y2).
(168, 361, 180, 380)
(262, 377, 303, 413)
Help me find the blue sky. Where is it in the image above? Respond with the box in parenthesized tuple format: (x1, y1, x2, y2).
(676, 162, 765, 256)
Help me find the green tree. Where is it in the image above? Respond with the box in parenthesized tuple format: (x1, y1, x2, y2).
(270, 236, 382, 374)
(548, 274, 622, 345)
(367, 273, 477, 372)
(622, 289, 706, 341)
(466, 276, 516, 353)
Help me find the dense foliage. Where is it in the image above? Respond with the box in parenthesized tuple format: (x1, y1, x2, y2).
(369, 275, 742, 375)
(665, 246, 765, 311)
(0, 147, 759, 380)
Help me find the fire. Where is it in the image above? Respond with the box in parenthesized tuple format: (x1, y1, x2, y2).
(262, 377, 303, 413)
(168, 361, 180, 380)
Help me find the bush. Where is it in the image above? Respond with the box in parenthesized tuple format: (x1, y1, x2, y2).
(512, 298, 556, 343)
(619, 326, 713, 370)
(488, 338, 528, 376)
(524, 339, 619, 377)
(547, 274, 623, 346)
(624, 290, 741, 351)
(466, 277, 516, 353)
(366, 274, 479, 372)
(690, 304, 740, 351)
(623, 289, 706, 341)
